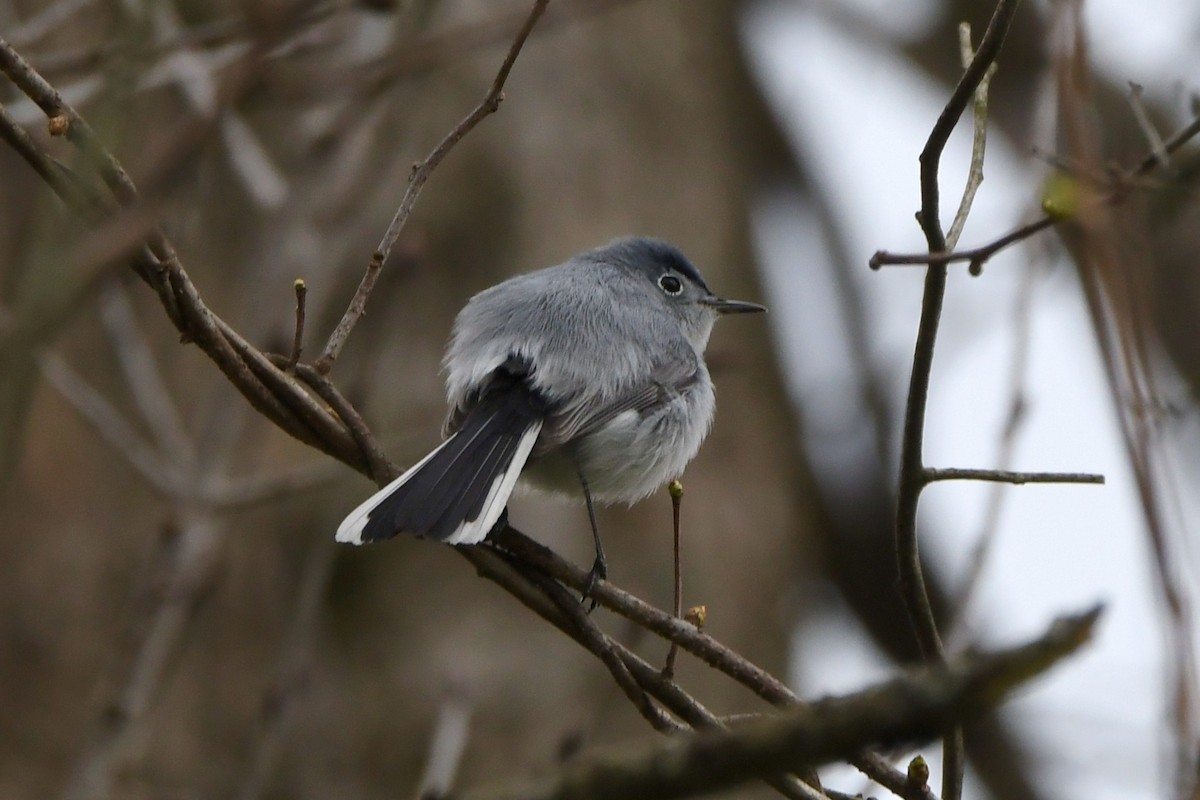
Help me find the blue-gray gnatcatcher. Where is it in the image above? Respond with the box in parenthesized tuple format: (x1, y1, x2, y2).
(336, 236, 765, 588)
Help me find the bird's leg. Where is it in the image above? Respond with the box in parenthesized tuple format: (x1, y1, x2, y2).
(576, 468, 607, 612)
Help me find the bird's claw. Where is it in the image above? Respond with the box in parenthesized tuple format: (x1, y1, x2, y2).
(581, 555, 607, 613)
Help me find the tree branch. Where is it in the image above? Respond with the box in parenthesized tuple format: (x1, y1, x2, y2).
(461, 607, 1101, 800)
(924, 467, 1104, 485)
(313, 0, 552, 375)
(492, 528, 922, 798)
(894, 4, 1022, 798)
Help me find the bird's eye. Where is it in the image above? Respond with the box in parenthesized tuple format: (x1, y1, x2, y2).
(658, 274, 683, 295)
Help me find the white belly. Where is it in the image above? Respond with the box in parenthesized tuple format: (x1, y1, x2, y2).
(520, 378, 715, 505)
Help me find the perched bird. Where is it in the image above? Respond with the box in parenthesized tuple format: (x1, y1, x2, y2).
(336, 237, 765, 588)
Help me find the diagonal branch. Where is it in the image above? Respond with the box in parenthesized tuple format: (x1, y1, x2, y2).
(492, 528, 924, 799)
(314, 0, 552, 375)
(460, 607, 1101, 800)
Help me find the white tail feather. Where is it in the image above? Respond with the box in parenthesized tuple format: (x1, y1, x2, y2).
(335, 439, 453, 545)
(335, 421, 543, 545)
(443, 422, 541, 545)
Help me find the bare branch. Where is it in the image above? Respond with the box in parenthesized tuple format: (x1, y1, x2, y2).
(494, 529, 798, 705)
(201, 458, 345, 510)
(492, 529, 918, 798)
(99, 283, 196, 465)
(944, 23, 997, 251)
(924, 467, 1105, 485)
(870, 217, 1056, 272)
(663, 479, 685, 679)
(460, 607, 1101, 800)
(466, 543, 826, 800)
(519, 560, 683, 734)
(289, 362, 396, 482)
(286, 279, 307, 372)
(898, 0, 1021, 656)
(38, 352, 178, 495)
(895, 4, 1021, 797)
(314, 0, 552, 375)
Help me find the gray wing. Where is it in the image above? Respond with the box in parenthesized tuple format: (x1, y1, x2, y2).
(539, 350, 703, 451)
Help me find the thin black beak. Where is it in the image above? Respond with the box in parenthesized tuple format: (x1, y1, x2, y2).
(702, 296, 767, 314)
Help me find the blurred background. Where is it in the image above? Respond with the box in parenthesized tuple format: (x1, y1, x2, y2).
(1, 0, 1198, 799)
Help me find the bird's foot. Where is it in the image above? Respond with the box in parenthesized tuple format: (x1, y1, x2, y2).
(581, 553, 607, 613)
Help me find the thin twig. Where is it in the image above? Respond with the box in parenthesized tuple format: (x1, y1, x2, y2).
(869, 217, 1055, 272)
(944, 23, 997, 251)
(946, 264, 1038, 647)
(1125, 82, 1171, 172)
(314, 0, 551, 375)
(897, 0, 1021, 656)
(495, 528, 799, 704)
(200, 458, 346, 510)
(289, 361, 396, 482)
(663, 480, 684, 678)
(519, 560, 682, 734)
(286, 279, 307, 371)
(38, 352, 178, 495)
(924, 467, 1105, 485)
(99, 283, 196, 466)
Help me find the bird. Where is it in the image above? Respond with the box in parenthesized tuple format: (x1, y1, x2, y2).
(335, 236, 765, 591)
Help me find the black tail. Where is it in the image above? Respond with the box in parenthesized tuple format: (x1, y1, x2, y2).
(336, 367, 547, 545)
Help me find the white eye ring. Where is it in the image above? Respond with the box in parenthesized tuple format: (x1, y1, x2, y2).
(658, 274, 683, 295)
